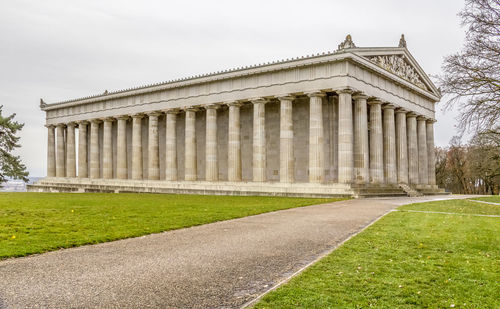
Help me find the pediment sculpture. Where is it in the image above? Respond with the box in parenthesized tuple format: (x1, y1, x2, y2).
(369, 55, 427, 90)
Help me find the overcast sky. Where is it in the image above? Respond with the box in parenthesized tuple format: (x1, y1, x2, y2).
(1, 0, 467, 177)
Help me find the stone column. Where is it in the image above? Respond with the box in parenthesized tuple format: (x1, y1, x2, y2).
(147, 112, 161, 180)
(89, 119, 101, 179)
(46, 125, 56, 177)
(417, 116, 428, 186)
(185, 108, 197, 181)
(407, 113, 419, 185)
(338, 89, 354, 183)
(426, 120, 437, 186)
(278, 95, 295, 183)
(131, 114, 143, 180)
(383, 104, 397, 185)
(77, 121, 88, 178)
(352, 93, 369, 183)
(66, 122, 76, 178)
(368, 99, 384, 184)
(228, 102, 243, 182)
(102, 118, 113, 179)
(308, 91, 325, 183)
(56, 124, 66, 177)
(329, 96, 339, 182)
(205, 105, 219, 182)
(252, 98, 267, 182)
(395, 109, 409, 184)
(165, 110, 179, 181)
(116, 116, 128, 179)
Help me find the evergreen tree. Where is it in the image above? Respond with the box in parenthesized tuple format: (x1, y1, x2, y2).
(0, 105, 28, 185)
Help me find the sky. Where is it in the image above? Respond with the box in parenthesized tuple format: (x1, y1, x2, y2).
(0, 0, 467, 177)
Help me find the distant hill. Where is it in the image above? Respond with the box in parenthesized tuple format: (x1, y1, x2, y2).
(0, 177, 42, 192)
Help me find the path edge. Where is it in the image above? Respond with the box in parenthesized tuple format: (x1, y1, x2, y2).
(240, 207, 395, 308)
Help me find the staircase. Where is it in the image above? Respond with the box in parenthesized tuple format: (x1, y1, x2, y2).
(399, 183, 422, 197)
(351, 184, 407, 198)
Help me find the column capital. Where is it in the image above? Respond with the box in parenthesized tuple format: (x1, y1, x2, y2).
(146, 111, 162, 117)
(100, 117, 115, 123)
(55, 123, 67, 128)
(76, 120, 89, 125)
(250, 97, 268, 104)
(204, 103, 222, 110)
(382, 103, 396, 110)
(45, 124, 56, 129)
(352, 93, 369, 100)
(306, 91, 326, 98)
(184, 106, 200, 112)
(131, 113, 145, 119)
(395, 108, 408, 114)
(164, 108, 180, 114)
(277, 94, 295, 101)
(406, 112, 418, 118)
(225, 101, 244, 107)
(417, 115, 427, 121)
(337, 88, 355, 95)
(67, 122, 77, 128)
(426, 118, 437, 124)
(367, 98, 383, 105)
(116, 115, 130, 120)
(90, 118, 103, 124)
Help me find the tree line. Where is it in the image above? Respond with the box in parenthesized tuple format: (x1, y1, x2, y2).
(435, 131, 500, 194)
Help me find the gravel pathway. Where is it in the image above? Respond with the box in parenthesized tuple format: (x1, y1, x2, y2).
(466, 198, 500, 206)
(0, 195, 467, 309)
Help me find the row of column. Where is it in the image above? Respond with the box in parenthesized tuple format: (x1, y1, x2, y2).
(46, 90, 436, 186)
(349, 94, 436, 186)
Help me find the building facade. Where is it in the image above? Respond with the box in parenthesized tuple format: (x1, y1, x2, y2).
(29, 35, 443, 197)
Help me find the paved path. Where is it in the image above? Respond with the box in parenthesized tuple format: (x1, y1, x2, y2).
(466, 198, 500, 206)
(0, 195, 466, 309)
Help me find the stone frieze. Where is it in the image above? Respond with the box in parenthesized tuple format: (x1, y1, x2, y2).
(369, 55, 427, 90)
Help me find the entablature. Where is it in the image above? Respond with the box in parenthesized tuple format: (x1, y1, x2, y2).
(42, 35, 440, 125)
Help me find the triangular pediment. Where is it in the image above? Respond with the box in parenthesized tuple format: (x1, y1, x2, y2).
(349, 47, 440, 97)
(367, 54, 428, 90)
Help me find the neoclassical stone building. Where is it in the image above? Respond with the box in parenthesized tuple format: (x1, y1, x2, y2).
(29, 35, 444, 197)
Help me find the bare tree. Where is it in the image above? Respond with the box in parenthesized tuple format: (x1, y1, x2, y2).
(439, 0, 500, 135)
(435, 133, 500, 194)
(469, 131, 500, 194)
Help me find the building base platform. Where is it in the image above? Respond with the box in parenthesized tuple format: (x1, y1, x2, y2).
(27, 178, 447, 198)
(27, 178, 355, 198)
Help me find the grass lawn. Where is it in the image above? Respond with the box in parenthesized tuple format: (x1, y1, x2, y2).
(0, 193, 343, 259)
(400, 198, 500, 215)
(470, 196, 500, 203)
(254, 199, 500, 308)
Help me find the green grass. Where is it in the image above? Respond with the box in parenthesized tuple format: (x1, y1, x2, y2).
(470, 196, 500, 203)
(0, 193, 343, 259)
(255, 200, 500, 308)
(399, 199, 500, 215)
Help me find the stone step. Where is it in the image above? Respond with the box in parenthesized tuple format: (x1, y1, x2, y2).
(351, 184, 407, 198)
(399, 183, 422, 197)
